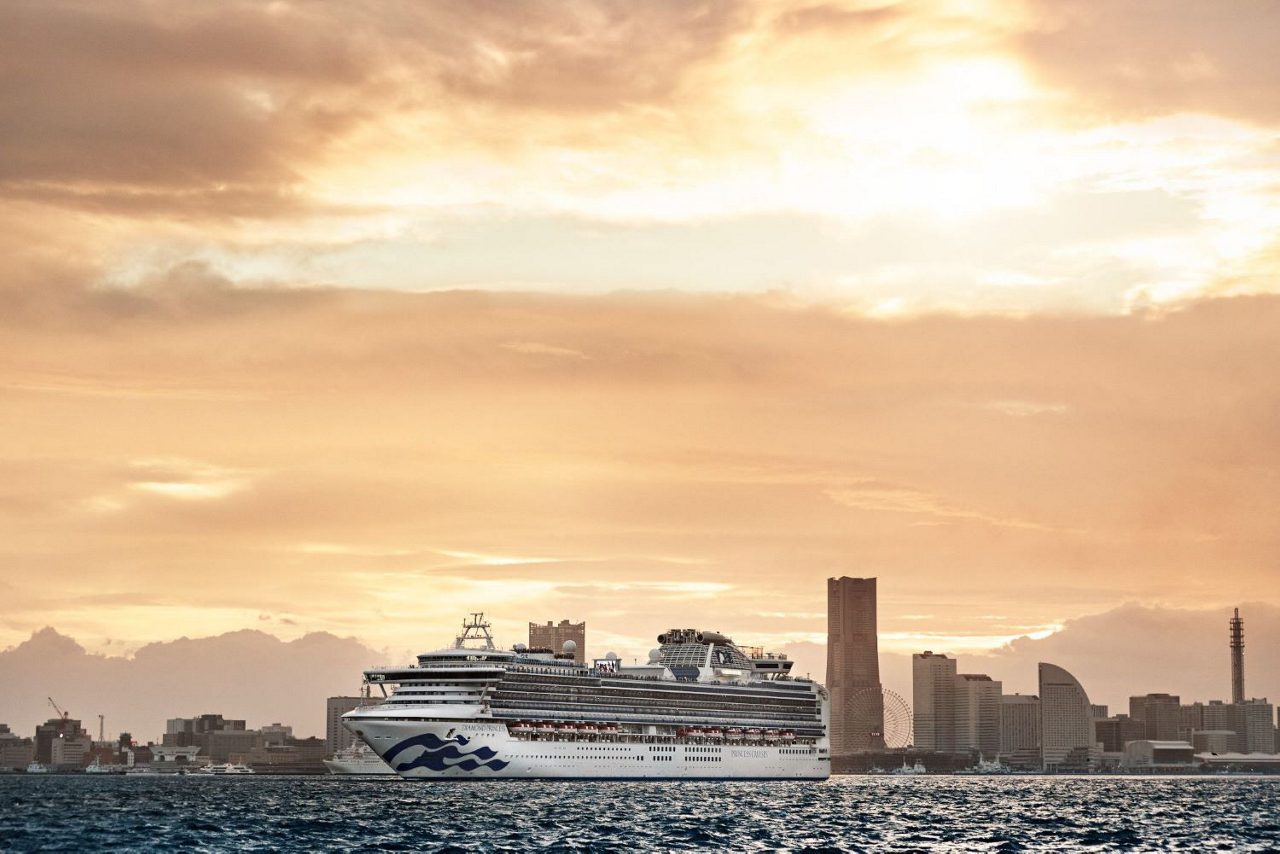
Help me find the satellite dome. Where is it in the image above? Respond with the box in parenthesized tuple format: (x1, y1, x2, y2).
(605, 651, 619, 660)
(561, 640, 577, 654)
(648, 648, 661, 663)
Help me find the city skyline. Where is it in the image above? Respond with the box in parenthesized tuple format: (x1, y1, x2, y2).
(2, 0, 1280, 755)
(1, 600, 1275, 743)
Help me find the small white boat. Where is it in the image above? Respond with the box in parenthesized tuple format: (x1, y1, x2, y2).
(195, 763, 255, 775)
(891, 760, 927, 776)
(25, 762, 49, 774)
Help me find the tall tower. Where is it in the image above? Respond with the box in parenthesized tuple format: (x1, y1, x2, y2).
(826, 576, 884, 753)
(1229, 607, 1244, 704)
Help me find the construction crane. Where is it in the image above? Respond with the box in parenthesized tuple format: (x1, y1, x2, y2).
(47, 697, 69, 721)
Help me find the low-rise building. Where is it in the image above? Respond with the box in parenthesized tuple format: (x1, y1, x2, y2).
(1123, 740, 1196, 771)
(0, 724, 35, 770)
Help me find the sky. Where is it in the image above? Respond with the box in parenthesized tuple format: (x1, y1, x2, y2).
(1, 0, 1279, 733)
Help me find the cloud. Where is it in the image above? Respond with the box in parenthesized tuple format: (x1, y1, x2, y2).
(0, 627, 388, 740)
(1016, 0, 1280, 124)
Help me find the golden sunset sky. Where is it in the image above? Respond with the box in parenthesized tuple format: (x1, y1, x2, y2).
(2, 0, 1278, 672)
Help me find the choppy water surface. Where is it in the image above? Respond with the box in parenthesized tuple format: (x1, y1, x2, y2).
(2, 775, 1277, 852)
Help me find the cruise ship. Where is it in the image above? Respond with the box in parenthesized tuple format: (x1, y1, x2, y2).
(344, 614, 829, 780)
(324, 742, 396, 776)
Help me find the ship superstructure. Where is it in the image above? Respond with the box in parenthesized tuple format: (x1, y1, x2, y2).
(344, 614, 829, 780)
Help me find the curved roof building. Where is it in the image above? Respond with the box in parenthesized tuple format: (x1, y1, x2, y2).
(1038, 662, 1096, 769)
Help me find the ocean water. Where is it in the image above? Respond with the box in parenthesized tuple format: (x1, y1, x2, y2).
(1, 775, 1277, 852)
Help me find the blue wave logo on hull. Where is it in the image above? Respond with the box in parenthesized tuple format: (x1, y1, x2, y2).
(382, 732, 509, 774)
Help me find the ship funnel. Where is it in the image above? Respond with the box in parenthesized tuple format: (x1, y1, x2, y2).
(696, 631, 730, 645)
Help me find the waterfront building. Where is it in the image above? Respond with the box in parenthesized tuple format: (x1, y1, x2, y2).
(0, 724, 35, 770)
(1038, 662, 1098, 770)
(326, 696, 365, 754)
(163, 714, 247, 746)
(35, 717, 87, 765)
(529, 619, 586, 663)
(955, 673, 1002, 756)
(1000, 694, 1040, 758)
(204, 729, 264, 762)
(261, 723, 293, 745)
(1122, 740, 1196, 771)
(912, 651, 957, 752)
(1234, 699, 1276, 754)
(826, 576, 884, 753)
(48, 732, 92, 773)
(1129, 693, 1181, 741)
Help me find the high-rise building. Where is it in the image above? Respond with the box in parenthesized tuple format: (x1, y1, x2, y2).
(826, 577, 884, 753)
(913, 651, 957, 751)
(1089, 704, 1109, 720)
(1000, 694, 1041, 757)
(529, 619, 586, 663)
(1039, 662, 1098, 769)
(1094, 714, 1145, 753)
(326, 696, 365, 754)
(1234, 699, 1276, 754)
(955, 673, 1002, 757)
(1229, 608, 1245, 704)
(1129, 694, 1182, 741)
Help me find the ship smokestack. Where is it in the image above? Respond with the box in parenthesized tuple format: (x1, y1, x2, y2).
(1229, 607, 1245, 704)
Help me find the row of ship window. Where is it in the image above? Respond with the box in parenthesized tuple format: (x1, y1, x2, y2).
(489, 699, 817, 726)
(504, 673, 816, 703)
(500, 690, 814, 712)
(489, 691, 816, 716)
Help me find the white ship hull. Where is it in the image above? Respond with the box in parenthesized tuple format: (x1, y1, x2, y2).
(349, 713, 828, 780)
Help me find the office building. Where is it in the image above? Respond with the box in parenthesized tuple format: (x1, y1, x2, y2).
(913, 651, 957, 751)
(1094, 714, 1145, 753)
(1039, 662, 1098, 770)
(163, 714, 246, 747)
(826, 577, 884, 753)
(1129, 694, 1181, 741)
(1089, 704, 1109, 720)
(955, 673, 1002, 756)
(0, 724, 35, 770)
(1234, 699, 1276, 754)
(1000, 694, 1040, 756)
(326, 696, 365, 754)
(1192, 730, 1238, 753)
(529, 619, 586, 663)
(35, 717, 87, 765)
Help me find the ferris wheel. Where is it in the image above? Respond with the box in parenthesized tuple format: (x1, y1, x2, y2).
(845, 687, 913, 749)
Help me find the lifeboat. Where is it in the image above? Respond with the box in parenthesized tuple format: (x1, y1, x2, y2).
(780, 730, 796, 743)
(726, 728, 744, 741)
(688, 728, 705, 739)
(676, 727, 691, 738)
(746, 728, 763, 739)
(763, 730, 781, 743)
(579, 723, 599, 736)
(536, 721, 557, 735)
(557, 722, 578, 734)
(704, 728, 724, 741)
(510, 721, 534, 735)
(601, 723, 620, 736)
